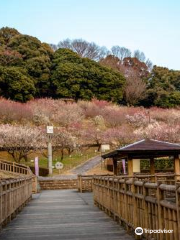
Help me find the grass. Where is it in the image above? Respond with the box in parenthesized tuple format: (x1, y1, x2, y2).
(0, 148, 100, 175)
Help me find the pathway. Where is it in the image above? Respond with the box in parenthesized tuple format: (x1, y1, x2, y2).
(0, 190, 134, 240)
(70, 155, 101, 175)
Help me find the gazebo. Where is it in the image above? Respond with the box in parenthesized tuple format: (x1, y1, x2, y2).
(102, 139, 180, 178)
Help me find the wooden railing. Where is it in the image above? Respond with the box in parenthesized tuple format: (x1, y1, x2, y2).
(133, 173, 180, 183)
(0, 177, 32, 229)
(93, 176, 180, 240)
(78, 173, 179, 193)
(78, 175, 94, 192)
(77, 174, 113, 192)
(0, 159, 31, 176)
(0, 159, 38, 193)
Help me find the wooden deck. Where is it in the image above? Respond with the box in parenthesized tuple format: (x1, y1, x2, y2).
(0, 190, 134, 240)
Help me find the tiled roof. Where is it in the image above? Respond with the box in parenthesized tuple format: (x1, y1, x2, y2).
(118, 139, 180, 151)
(102, 139, 180, 159)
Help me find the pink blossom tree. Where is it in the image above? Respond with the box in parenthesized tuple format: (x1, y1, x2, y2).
(104, 125, 137, 147)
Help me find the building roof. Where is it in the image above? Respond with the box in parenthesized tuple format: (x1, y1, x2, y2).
(102, 139, 180, 159)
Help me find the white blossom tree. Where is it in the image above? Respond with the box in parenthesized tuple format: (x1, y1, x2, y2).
(0, 125, 45, 162)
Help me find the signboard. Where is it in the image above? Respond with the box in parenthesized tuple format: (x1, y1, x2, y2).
(47, 126, 54, 134)
(55, 162, 64, 170)
(101, 144, 110, 152)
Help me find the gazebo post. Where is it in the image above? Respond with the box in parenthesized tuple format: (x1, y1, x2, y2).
(174, 155, 180, 181)
(150, 157, 155, 175)
(150, 157, 155, 181)
(128, 158, 133, 176)
(113, 159, 118, 175)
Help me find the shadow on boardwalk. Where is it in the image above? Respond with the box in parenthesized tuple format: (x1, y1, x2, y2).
(0, 190, 135, 240)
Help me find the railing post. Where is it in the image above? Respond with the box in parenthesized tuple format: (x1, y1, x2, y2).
(0, 182, 2, 230)
(132, 178, 141, 240)
(13, 162, 15, 173)
(157, 181, 164, 240)
(142, 180, 148, 239)
(176, 183, 180, 240)
(78, 175, 82, 193)
(124, 179, 130, 232)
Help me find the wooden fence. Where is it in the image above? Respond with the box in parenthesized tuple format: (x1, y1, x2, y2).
(0, 159, 38, 193)
(0, 177, 32, 229)
(78, 175, 94, 192)
(78, 173, 179, 193)
(77, 174, 113, 192)
(0, 159, 37, 230)
(93, 176, 180, 240)
(0, 159, 31, 176)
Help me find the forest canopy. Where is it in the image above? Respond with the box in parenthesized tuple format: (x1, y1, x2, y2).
(0, 27, 180, 108)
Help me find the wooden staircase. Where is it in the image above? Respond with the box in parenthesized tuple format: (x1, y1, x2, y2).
(39, 178, 77, 190)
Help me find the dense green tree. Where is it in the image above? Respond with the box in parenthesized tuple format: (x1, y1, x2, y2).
(51, 49, 125, 102)
(0, 28, 53, 98)
(0, 27, 20, 46)
(8, 35, 53, 59)
(0, 27, 180, 108)
(142, 66, 180, 107)
(0, 46, 23, 66)
(8, 35, 53, 97)
(0, 66, 35, 102)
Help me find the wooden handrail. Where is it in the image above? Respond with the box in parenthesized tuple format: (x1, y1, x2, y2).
(0, 159, 32, 176)
(93, 176, 180, 240)
(77, 173, 180, 193)
(77, 174, 113, 192)
(0, 177, 32, 229)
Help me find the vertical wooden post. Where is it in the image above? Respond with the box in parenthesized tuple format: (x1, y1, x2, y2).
(150, 158, 155, 182)
(113, 160, 118, 175)
(128, 158, 133, 176)
(0, 182, 2, 230)
(176, 183, 180, 240)
(132, 178, 141, 239)
(124, 180, 129, 231)
(143, 181, 149, 239)
(174, 155, 180, 181)
(79, 175, 82, 193)
(150, 158, 155, 175)
(157, 182, 164, 240)
(13, 162, 15, 173)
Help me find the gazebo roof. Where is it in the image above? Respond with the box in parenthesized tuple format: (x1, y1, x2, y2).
(102, 139, 180, 159)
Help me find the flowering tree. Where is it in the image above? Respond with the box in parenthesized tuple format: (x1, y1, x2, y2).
(0, 125, 45, 162)
(126, 112, 150, 128)
(41, 127, 77, 160)
(0, 98, 33, 124)
(80, 125, 106, 151)
(29, 98, 59, 125)
(53, 103, 84, 128)
(52, 128, 76, 159)
(135, 122, 180, 143)
(104, 126, 137, 147)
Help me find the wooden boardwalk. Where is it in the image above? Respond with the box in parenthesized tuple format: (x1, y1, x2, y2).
(0, 190, 134, 240)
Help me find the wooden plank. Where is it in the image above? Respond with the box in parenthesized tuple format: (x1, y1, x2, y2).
(0, 190, 134, 240)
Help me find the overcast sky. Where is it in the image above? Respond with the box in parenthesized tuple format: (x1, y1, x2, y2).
(0, 0, 180, 70)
